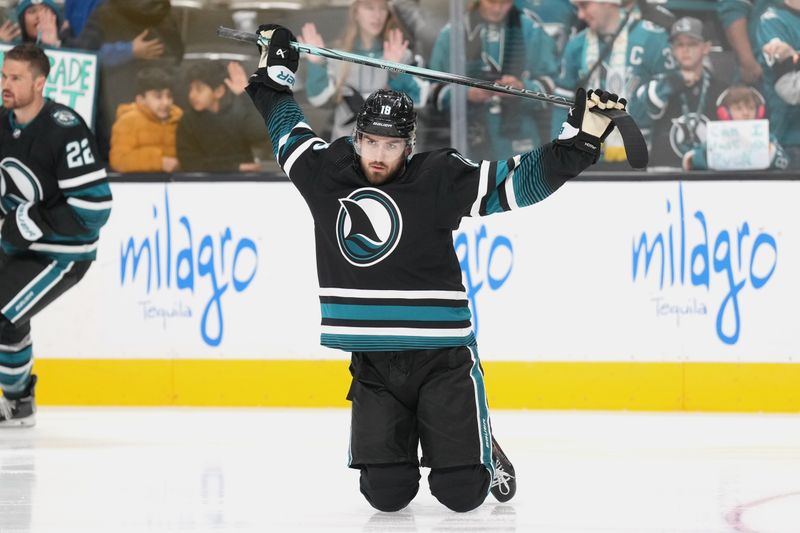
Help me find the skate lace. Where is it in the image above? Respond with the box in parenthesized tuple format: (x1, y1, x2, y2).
(0, 396, 13, 421)
(490, 459, 514, 495)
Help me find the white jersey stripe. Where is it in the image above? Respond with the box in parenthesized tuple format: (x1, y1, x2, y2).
(504, 170, 519, 210)
(0, 361, 33, 376)
(470, 161, 491, 216)
(320, 325, 475, 337)
(319, 287, 468, 300)
(58, 169, 107, 189)
(284, 137, 325, 178)
(278, 121, 314, 153)
(66, 197, 113, 210)
(29, 242, 98, 254)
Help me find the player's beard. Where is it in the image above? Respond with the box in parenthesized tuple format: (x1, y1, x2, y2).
(361, 157, 405, 185)
(2, 87, 35, 110)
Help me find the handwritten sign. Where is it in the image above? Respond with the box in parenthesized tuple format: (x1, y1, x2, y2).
(707, 119, 770, 171)
(0, 44, 98, 129)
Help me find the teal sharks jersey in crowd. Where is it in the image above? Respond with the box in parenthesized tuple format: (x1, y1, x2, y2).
(757, 3, 800, 147)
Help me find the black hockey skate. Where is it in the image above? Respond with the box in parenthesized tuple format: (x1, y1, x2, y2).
(490, 436, 516, 502)
(0, 375, 37, 428)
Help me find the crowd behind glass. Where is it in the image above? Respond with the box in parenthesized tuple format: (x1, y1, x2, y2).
(2, 0, 799, 172)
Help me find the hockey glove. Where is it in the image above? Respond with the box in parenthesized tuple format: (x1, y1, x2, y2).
(252, 24, 299, 93)
(556, 88, 625, 162)
(1, 203, 44, 250)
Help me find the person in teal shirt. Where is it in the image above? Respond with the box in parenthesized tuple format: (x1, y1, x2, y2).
(552, 0, 673, 164)
(430, 0, 559, 161)
(717, 0, 783, 84)
(514, 0, 578, 53)
(756, 0, 800, 167)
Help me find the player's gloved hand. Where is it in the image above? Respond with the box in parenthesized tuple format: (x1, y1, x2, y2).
(0, 203, 44, 250)
(556, 88, 625, 162)
(252, 24, 299, 93)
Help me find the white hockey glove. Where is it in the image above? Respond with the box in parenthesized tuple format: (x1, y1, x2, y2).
(557, 88, 626, 162)
(252, 24, 299, 93)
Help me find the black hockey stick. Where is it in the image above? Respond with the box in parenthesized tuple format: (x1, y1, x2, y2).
(216, 26, 648, 168)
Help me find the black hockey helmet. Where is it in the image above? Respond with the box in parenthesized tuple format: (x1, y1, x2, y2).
(353, 89, 417, 154)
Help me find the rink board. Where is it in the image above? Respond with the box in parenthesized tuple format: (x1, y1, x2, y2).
(28, 179, 800, 410)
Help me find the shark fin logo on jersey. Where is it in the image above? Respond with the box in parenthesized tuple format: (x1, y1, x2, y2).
(0, 157, 43, 207)
(52, 109, 80, 127)
(669, 112, 709, 158)
(336, 187, 403, 267)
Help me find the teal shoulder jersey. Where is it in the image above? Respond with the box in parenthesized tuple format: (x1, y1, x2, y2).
(757, 4, 800, 147)
(551, 19, 673, 136)
(430, 6, 559, 159)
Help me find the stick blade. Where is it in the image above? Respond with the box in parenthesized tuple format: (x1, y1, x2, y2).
(600, 109, 649, 169)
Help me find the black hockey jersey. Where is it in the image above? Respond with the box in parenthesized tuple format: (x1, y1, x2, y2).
(247, 84, 592, 352)
(0, 100, 111, 262)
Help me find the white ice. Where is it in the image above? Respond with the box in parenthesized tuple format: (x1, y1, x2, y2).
(2, 409, 800, 532)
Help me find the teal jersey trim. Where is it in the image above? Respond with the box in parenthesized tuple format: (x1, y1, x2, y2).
(467, 345, 495, 477)
(321, 303, 471, 322)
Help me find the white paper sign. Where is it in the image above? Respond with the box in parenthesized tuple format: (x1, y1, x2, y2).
(707, 119, 770, 170)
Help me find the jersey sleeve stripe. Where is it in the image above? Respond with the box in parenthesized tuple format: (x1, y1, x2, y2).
(58, 168, 107, 189)
(504, 172, 520, 210)
(469, 161, 491, 216)
(66, 197, 113, 211)
(318, 287, 468, 300)
(284, 137, 325, 178)
(278, 121, 313, 152)
(478, 161, 498, 216)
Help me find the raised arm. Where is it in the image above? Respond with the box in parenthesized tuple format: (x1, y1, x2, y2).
(441, 88, 625, 223)
(245, 25, 331, 191)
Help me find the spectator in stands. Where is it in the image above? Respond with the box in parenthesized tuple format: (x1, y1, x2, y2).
(631, 17, 727, 167)
(430, 0, 558, 160)
(64, 0, 104, 38)
(621, 0, 676, 30)
(683, 85, 789, 170)
(176, 61, 269, 173)
(110, 67, 182, 173)
(299, 0, 428, 141)
(552, 0, 673, 166)
(757, 0, 800, 168)
(76, 0, 184, 159)
(717, 0, 783, 85)
(11, 0, 68, 47)
(515, 0, 579, 54)
(389, 0, 440, 63)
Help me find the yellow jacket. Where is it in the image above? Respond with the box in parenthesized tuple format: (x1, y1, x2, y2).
(110, 102, 183, 172)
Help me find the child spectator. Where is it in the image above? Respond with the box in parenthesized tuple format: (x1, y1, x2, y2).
(683, 85, 789, 170)
(110, 67, 182, 173)
(13, 0, 67, 47)
(631, 17, 728, 167)
(176, 60, 270, 173)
